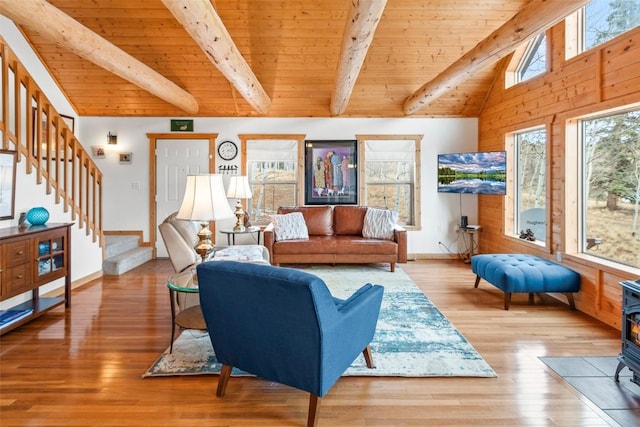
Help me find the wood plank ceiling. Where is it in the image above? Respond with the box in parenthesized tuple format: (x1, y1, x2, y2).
(5, 0, 580, 118)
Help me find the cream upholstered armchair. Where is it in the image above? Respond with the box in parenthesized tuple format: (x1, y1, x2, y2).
(158, 212, 199, 273)
(158, 212, 202, 351)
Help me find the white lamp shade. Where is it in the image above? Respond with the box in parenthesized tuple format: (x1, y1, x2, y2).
(176, 174, 234, 221)
(226, 175, 253, 199)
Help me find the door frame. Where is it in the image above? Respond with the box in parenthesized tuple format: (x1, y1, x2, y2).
(147, 133, 218, 258)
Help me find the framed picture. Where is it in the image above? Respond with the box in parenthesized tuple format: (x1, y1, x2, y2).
(0, 150, 17, 220)
(31, 109, 74, 157)
(119, 152, 132, 164)
(60, 114, 75, 133)
(304, 140, 358, 205)
(31, 107, 47, 157)
(170, 119, 193, 132)
(92, 146, 106, 159)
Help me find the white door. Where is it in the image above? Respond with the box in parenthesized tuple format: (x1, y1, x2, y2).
(156, 139, 210, 257)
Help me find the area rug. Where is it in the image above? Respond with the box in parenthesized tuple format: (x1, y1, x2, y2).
(143, 264, 496, 378)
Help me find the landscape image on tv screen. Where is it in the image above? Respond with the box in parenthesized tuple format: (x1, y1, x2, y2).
(437, 151, 506, 195)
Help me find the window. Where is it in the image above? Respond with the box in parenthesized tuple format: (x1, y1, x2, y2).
(358, 135, 421, 227)
(243, 134, 422, 229)
(513, 128, 547, 241)
(243, 135, 304, 225)
(584, 0, 640, 50)
(580, 110, 640, 268)
(505, 33, 547, 87)
(515, 34, 547, 83)
(568, 0, 640, 57)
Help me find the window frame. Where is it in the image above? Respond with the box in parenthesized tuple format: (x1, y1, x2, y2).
(514, 33, 547, 83)
(505, 125, 550, 247)
(566, 0, 640, 59)
(576, 108, 640, 268)
(239, 134, 306, 225)
(356, 134, 422, 230)
(505, 31, 549, 88)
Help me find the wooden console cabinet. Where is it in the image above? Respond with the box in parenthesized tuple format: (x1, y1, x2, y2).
(0, 223, 72, 335)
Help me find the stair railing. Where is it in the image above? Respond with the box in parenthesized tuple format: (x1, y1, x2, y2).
(0, 37, 104, 247)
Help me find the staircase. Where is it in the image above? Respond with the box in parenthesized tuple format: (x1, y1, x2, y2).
(2, 39, 104, 249)
(102, 235, 153, 275)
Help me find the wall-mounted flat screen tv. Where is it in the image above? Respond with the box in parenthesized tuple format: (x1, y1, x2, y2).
(437, 151, 507, 195)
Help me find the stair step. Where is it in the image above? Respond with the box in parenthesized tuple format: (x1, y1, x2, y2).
(104, 234, 140, 259)
(102, 246, 153, 276)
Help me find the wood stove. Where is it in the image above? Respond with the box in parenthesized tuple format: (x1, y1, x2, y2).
(615, 279, 640, 384)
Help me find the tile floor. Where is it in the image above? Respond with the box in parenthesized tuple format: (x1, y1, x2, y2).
(540, 356, 640, 427)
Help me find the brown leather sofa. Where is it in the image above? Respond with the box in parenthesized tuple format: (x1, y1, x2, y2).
(263, 205, 407, 272)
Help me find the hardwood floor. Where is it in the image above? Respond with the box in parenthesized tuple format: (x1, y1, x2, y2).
(0, 259, 625, 426)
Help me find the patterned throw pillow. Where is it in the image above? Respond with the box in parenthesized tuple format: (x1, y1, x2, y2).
(272, 212, 309, 241)
(362, 207, 398, 240)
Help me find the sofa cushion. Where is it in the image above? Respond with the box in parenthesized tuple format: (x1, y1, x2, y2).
(272, 236, 337, 255)
(333, 235, 398, 255)
(278, 206, 334, 236)
(272, 212, 309, 241)
(362, 207, 398, 240)
(334, 206, 367, 235)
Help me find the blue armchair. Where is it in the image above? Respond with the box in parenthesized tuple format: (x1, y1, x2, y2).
(196, 261, 384, 427)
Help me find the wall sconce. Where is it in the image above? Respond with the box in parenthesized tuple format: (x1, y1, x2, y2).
(107, 132, 118, 145)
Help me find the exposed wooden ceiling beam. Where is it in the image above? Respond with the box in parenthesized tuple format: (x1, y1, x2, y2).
(330, 0, 387, 116)
(403, 0, 590, 115)
(161, 0, 272, 115)
(0, 0, 199, 115)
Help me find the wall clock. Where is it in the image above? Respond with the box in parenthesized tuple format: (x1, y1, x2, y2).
(217, 140, 238, 161)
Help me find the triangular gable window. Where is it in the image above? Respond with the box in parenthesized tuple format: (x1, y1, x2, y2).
(515, 34, 547, 83)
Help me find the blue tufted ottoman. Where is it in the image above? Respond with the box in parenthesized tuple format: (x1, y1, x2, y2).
(471, 254, 580, 310)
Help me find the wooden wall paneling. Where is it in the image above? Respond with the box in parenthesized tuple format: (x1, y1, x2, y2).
(482, 49, 599, 113)
(478, 23, 640, 330)
(601, 39, 640, 100)
(568, 261, 598, 313)
(564, 259, 624, 329)
(602, 74, 640, 101)
(549, 119, 562, 256)
(403, 0, 590, 115)
(600, 270, 624, 327)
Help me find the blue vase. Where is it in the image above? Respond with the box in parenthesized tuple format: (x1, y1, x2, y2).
(38, 242, 50, 255)
(26, 207, 50, 226)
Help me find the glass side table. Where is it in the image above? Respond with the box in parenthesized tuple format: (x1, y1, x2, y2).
(165, 248, 269, 352)
(219, 226, 263, 245)
(167, 269, 205, 352)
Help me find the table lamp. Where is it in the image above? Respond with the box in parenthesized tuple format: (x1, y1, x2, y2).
(226, 175, 252, 232)
(176, 174, 234, 262)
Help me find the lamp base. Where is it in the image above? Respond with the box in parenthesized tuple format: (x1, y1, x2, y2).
(194, 221, 214, 262)
(234, 200, 246, 232)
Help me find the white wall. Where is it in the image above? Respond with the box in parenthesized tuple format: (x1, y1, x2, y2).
(79, 116, 479, 256)
(0, 17, 102, 310)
